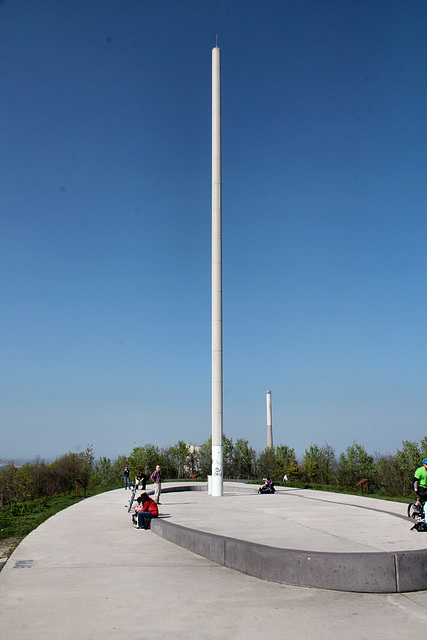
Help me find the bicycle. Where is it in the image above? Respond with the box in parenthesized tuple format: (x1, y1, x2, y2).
(407, 498, 425, 521)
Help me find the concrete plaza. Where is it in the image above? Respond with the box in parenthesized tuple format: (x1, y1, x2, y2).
(0, 482, 426, 639)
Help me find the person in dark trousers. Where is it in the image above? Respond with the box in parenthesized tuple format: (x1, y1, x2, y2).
(134, 492, 158, 529)
(135, 472, 147, 490)
(124, 466, 130, 489)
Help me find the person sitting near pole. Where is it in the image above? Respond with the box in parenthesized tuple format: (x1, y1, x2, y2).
(134, 492, 158, 530)
(258, 477, 275, 494)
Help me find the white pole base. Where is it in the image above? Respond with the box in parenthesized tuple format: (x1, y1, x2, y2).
(211, 444, 223, 496)
(211, 474, 223, 497)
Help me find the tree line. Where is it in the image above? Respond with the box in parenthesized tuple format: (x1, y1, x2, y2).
(1, 437, 426, 507)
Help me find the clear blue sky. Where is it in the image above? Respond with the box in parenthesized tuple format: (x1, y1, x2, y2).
(1, 1, 426, 461)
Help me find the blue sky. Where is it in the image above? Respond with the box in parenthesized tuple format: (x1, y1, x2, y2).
(1, 1, 426, 461)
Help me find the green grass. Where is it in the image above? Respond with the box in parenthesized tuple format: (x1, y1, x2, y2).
(0, 484, 121, 544)
(250, 479, 413, 503)
(0, 495, 84, 541)
(279, 481, 412, 502)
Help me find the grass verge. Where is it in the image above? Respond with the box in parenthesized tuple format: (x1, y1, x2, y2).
(0, 484, 121, 564)
(250, 480, 412, 503)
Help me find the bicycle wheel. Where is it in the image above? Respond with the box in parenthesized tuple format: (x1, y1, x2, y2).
(128, 487, 137, 513)
(407, 502, 422, 519)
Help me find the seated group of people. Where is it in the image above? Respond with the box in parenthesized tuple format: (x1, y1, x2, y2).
(258, 478, 275, 493)
(132, 492, 159, 530)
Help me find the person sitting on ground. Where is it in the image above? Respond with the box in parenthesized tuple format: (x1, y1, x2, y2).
(259, 478, 269, 491)
(414, 458, 427, 509)
(266, 477, 275, 490)
(258, 477, 275, 493)
(134, 492, 159, 530)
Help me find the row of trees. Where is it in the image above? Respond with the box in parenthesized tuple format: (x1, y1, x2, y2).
(1, 438, 426, 507)
(0, 447, 95, 507)
(298, 439, 427, 496)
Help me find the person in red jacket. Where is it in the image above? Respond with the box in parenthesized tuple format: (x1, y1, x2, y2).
(134, 492, 159, 530)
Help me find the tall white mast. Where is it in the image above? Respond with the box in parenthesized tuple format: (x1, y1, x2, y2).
(266, 390, 273, 448)
(211, 45, 223, 496)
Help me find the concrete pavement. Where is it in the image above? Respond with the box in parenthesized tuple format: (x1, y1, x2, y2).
(0, 482, 426, 639)
(151, 483, 427, 592)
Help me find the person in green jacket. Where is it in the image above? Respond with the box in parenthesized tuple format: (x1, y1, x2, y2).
(413, 458, 427, 507)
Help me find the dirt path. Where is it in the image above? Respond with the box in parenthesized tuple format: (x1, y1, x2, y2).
(0, 537, 20, 561)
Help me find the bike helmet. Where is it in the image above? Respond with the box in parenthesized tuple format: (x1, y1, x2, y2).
(423, 458, 427, 464)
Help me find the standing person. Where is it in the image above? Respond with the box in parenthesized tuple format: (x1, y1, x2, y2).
(124, 466, 131, 490)
(134, 492, 158, 530)
(151, 464, 162, 504)
(135, 472, 147, 491)
(414, 458, 427, 508)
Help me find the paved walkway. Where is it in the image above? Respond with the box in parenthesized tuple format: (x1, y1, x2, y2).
(0, 483, 426, 639)
(161, 483, 426, 553)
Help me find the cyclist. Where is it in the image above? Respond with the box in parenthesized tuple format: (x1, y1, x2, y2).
(413, 458, 427, 510)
